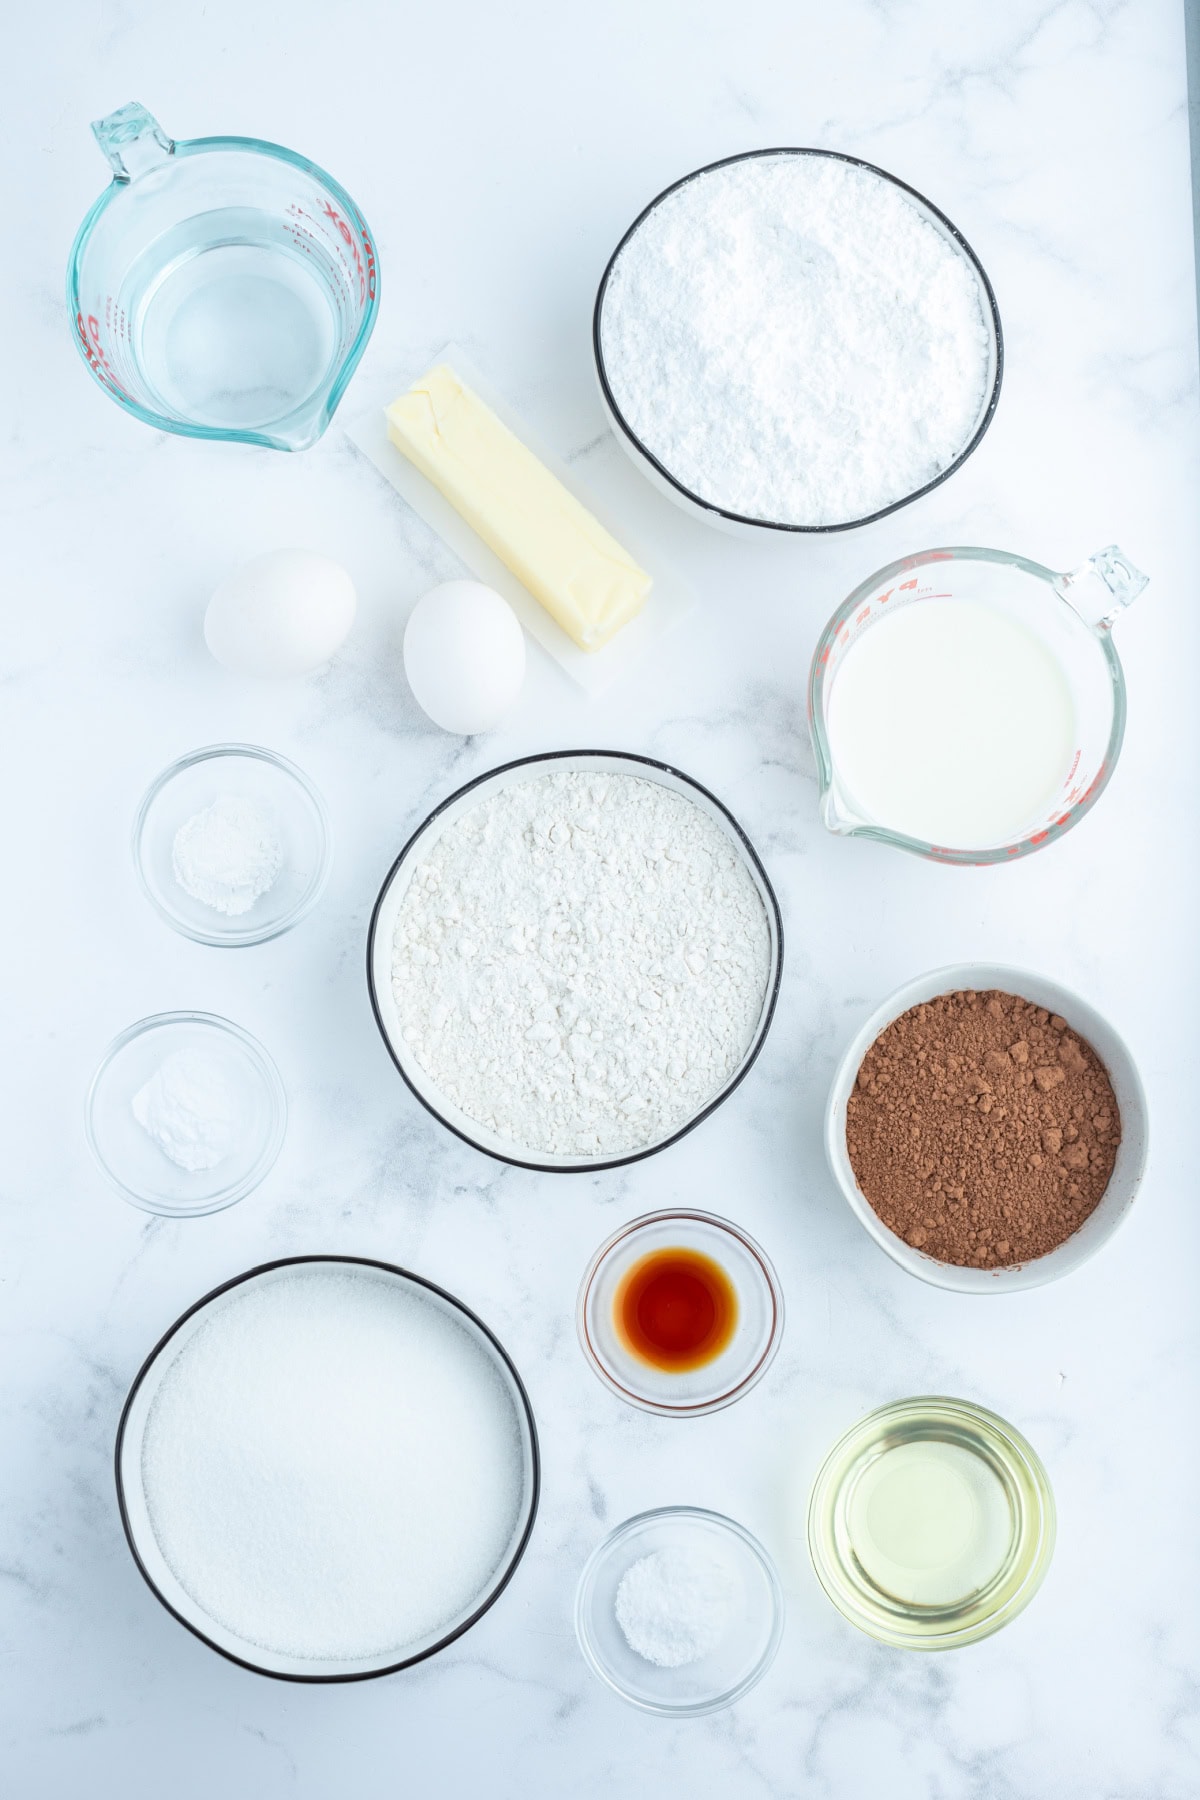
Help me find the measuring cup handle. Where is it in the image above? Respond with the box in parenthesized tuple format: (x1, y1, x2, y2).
(91, 103, 174, 182)
(1053, 545, 1148, 631)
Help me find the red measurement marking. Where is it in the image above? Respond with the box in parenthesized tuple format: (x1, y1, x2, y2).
(75, 311, 129, 399)
(320, 200, 376, 306)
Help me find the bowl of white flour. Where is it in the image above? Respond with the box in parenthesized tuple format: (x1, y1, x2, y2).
(594, 148, 1002, 535)
(116, 1257, 539, 1679)
(367, 751, 783, 1172)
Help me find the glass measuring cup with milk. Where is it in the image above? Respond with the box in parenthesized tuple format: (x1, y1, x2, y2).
(808, 545, 1146, 864)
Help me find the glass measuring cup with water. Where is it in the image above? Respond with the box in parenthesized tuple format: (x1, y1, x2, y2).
(66, 103, 379, 450)
(808, 545, 1147, 865)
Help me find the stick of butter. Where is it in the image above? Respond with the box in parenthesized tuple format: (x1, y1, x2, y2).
(386, 365, 651, 653)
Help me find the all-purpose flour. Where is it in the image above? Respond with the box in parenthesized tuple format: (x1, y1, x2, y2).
(390, 771, 772, 1157)
(599, 152, 992, 527)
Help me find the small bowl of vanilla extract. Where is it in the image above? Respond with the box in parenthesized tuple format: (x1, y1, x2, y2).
(576, 1210, 784, 1417)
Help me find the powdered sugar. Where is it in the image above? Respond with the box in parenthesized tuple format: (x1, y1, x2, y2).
(172, 793, 283, 916)
(389, 770, 772, 1158)
(599, 152, 993, 527)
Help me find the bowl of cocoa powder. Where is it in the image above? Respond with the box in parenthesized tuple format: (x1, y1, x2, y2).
(825, 964, 1148, 1292)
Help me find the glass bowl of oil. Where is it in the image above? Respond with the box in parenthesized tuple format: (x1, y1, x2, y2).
(576, 1209, 784, 1417)
(807, 1396, 1055, 1650)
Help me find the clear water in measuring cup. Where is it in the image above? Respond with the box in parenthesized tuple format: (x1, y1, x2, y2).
(127, 209, 340, 431)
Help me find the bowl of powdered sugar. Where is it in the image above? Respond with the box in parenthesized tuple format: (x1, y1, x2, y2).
(367, 751, 783, 1172)
(595, 148, 1001, 534)
(116, 1257, 539, 1678)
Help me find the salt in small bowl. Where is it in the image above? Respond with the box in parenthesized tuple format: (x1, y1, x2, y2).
(575, 1506, 784, 1715)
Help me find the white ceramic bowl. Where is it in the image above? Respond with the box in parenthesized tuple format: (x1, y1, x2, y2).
(824, 964, 1149, 1293)
(367, 751, 783, 1174)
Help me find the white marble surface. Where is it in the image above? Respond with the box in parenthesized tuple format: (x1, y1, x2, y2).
(4, 2, 1199, 1795)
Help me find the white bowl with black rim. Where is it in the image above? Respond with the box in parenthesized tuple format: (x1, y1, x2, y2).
(824, 964, 1149, 1293)
(367, 750, 784, 1174)
(593, 147, 1003, 539)
(115, 1256, 540, 1681)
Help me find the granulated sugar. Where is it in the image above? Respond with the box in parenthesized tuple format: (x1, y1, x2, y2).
(599, 152, 992, 527)
(389, 770, 772, 1157)
(140, 1267, 527, 1662)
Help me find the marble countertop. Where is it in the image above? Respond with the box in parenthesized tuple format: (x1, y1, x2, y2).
(5, 2, 1200, 1795)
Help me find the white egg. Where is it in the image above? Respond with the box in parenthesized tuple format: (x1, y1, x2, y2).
(403, 581, 525, 735)
(204, 549, 356, 677)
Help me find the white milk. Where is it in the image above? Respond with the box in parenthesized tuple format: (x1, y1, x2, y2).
(825, 599, 1077, 848)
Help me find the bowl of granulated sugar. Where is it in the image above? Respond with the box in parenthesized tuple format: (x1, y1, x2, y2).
(825, 964, 1149, 1293)
(116, 1257, 539, 1678)
(594, 149, 1002, 535)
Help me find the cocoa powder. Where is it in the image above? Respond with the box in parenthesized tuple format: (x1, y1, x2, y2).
(845, 989, 1121, 1268)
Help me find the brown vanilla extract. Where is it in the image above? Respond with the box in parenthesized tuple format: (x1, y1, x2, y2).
(614, 1247, 738, 1371)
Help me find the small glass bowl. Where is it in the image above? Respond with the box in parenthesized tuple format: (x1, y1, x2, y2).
(133, 744, 331, 946)
(577, 1210, 783, 1416)
(807, 1396, 1056, 1651)
(85, 1011, 287, 1216)
(575, 1506, 784, 1715)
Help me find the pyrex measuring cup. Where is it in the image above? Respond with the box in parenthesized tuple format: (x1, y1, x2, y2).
(66, 103, 379, 450)
(808, 545, 1147, 865)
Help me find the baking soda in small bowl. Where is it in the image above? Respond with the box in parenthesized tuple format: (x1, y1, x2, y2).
(172, 794, 283, 916)
(133, 745, 330, 946)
